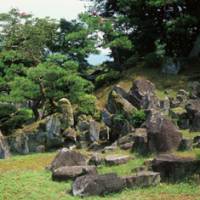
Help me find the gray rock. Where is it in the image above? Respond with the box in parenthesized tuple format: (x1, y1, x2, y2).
(102, 109, 112, 127)
(145, 110, 182, 153)
(128, 79, 159, 109)
(72, 173, 125, 197)
(52, 165, 97, 181)
(186, 100, 200, 131)
(123, 171, 160, 188)
(59, 98, 74, 128)
(132, 128, 148, 155)
(46, 114, 64, 148)
(50, 149, 87, 171)
(162, 57, 181, 75)
(89, 120, 100, 142)
(107, 86, 137, 118)
(0, 131, 10, 159)
(152, 154, 200, 181)
(105, 155, 131, 166)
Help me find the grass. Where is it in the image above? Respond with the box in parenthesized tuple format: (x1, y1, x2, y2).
(1, 151, 200, 200)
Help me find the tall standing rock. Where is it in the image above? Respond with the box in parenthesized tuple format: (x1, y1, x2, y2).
(128, 79, 159, 110)
(0, 131, 10, 159)
(145, 110, 182, 153)
(59, 98, 74, 128)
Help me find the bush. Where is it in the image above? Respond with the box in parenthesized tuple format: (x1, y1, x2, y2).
(77, 94, 97, 116)
(0, 108, 33, 135)
(95, 69, 120, 88)
(129, 110, 146, 128)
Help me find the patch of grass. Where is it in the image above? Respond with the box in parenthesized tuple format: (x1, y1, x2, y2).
(181, 130, 200, 140)
(1, 151, 200, 200)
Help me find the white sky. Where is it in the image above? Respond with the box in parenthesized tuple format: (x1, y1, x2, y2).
(0, 0, 90, 20)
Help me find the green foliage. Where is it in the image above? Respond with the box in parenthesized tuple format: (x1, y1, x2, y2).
(0, 108, 33, 135)
(95, 69, 120, 88)
(77, 94, 97, 116)
(112, 112, 126, 124)
(129, 110, 146, 128)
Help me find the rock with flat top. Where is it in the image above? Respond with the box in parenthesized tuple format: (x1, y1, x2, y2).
(52, 165, 97, 181)
(49, 148, 87, 171)
(105, 155, 131, 166)
(152, 154, 200, 181)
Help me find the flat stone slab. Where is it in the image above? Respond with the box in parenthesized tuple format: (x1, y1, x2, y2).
(123, 171, 160, 188)
(105, 155, 131, 165)
(152, 154, 200, 181)
(52, 165, 97, 181)
(72, 173, 125, 197)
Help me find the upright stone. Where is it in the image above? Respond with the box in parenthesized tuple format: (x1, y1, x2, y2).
(0, 131, 10, 159)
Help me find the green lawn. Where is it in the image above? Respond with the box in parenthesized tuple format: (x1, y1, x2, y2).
(1, 151, 200, 200)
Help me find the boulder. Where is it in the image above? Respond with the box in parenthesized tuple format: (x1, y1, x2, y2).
(45, 114, 64, 148)
(128, 79, 159, 109)
(58, 98, 74, 128)
(161, 57, 181, 75)
(159, 97, 170, 115)
(52, 165, 97, 181)
(0, 131, 10, 159)
(152, 154, 200, 181)
(102, 109, 112, 127)
(107, 86, 137, 117)
(118, 133, 135, 150)
(145, 110, 182, 153)
(50, 149, 87, 171)
(123, 171, 160, 188)
(72, 173, 125, 197)
(105, 155, 131, 166)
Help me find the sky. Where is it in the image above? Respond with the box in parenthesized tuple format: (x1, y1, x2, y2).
(0, 0, 112, 65)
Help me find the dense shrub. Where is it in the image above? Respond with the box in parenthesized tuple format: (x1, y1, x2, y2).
(95, 69, 120, 88)
(129, 110, 146, 128)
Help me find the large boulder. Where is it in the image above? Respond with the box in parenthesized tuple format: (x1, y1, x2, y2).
(72, 173, 125, 197)
(145, 110, 182, 153)
(0, 131, 10, 159)
(50, 149, 87, 171)
(45, 114, 64, 148)
(128, 79, 159, 109)
(152, 154, 200, 181)
(107, 86, 137, 117)
(123, 171, 160, 188)
(52, 165, 97, 181)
